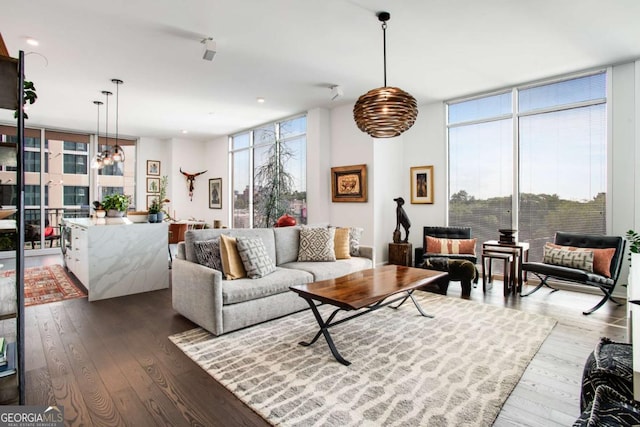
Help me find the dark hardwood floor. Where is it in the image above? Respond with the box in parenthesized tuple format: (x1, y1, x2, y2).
(20, 255, 628, 426)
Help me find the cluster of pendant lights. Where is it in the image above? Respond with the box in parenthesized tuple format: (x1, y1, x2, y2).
(353, 12, 418, 138)
(90, 78, 125, 169)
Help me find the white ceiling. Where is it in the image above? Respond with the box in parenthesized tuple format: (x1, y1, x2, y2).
(1, 0, 639, 141)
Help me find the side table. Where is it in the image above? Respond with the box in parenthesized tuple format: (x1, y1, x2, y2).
(389, 243, 412, 267)
(482, 240, 530, 293)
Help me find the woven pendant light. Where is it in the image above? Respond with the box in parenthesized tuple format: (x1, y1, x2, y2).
(353, 12, 418, 138)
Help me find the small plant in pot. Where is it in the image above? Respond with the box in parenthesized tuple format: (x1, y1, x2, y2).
(92, 201, 106, 218)
(101, 194, 130, 217)
(147, 198, 160, 223)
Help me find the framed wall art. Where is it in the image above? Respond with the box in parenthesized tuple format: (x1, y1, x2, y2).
(146, 194, 158, 210)
(410, 165, 434, 204)
(209, 178, 222, 209)
(147, 160, 160, 176)
(146, 177, 160, 193)
(331, 164, 367, 203)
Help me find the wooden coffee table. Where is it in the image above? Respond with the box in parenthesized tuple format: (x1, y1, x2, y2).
(290, 265, 448, 365)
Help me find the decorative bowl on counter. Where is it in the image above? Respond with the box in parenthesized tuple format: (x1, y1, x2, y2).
(127, 211, 149, 223)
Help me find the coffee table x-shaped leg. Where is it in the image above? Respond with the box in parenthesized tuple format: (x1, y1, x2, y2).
(298, 290, 433, 366)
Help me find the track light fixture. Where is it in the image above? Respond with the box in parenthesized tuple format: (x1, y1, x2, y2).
(330, 85, 344, 101)
(202, 38, 216, 61)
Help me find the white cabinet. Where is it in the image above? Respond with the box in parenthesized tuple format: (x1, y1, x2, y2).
(62, 218, 169, 301)
(71, 225, 89, 286)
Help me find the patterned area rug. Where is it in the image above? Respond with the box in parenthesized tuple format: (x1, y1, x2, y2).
(2, 264, 87, 306)
(170, 292, 557, 426)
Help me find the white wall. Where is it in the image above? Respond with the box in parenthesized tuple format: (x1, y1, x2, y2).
(306, 108, 332, 224)
(611, 61, 638, 292)
(328, 104, 374, 248)
(166, 138, 210, 222)
(402, 102, 447, 252)
(204, 136, 230, 227)
(136, 136, 170, 211)
(372, 137, 404, 265)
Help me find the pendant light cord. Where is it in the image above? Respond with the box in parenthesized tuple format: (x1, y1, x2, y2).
(382, 21, 387, 87)
(96, 103, 100, 140)
(115, 83, 119, 146)
(104, 92, 109, 150)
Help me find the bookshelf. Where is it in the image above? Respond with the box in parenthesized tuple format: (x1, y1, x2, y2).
(0, 46, 25, 404)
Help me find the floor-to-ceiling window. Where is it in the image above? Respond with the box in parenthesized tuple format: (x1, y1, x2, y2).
(0, 125, 138, 254)
(448, 92, 513, 255)
(49, 131, 91, 222)
(230, 114, 307, 228)
(447, 71, 607, 261)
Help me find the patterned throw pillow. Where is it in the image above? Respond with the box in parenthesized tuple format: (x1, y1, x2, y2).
(349, 227, 363, 256)
(543, 244, 594, 272)
(193, 237, 223, 271)
(219, 234, 247, 280)
(236, 237, 276, 279)
(545, 243, 615, 278)
(298, 226, 336, 262)
(333, 228, 351, 259)
(426, 236, 476, 255)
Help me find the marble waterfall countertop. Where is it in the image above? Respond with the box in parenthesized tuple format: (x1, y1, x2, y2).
(62, 217, 169, 301)
(63, 217, 148, 227)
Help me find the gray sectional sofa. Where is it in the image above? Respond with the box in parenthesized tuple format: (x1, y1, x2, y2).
(171, 227, 374, 336)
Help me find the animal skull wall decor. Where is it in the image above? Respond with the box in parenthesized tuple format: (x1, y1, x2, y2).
(180, 167, 208, 201)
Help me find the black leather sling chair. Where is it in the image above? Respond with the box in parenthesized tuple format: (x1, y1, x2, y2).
(520, 232, 626, 315)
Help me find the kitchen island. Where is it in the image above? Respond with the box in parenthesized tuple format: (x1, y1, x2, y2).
(62, 218, 169, 301)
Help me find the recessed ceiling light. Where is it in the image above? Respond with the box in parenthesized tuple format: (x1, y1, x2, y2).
(257, 97, 265, 103)
(26, 38, 39, 46)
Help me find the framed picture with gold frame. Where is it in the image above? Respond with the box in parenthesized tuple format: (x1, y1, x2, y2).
(146, 177, 160, 193)
(410, 165, 434, 204)
(331, 164, 367, 202)
(147, 160, 160, 176)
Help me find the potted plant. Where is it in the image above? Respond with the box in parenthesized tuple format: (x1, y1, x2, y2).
(92, 201, 106, 218)
(148, 198, 160, 223)
(626, 230, 640, 301)
(101, 194, 130, 217)
(627, 230, 640, 256)
(157, 175, 169, 222)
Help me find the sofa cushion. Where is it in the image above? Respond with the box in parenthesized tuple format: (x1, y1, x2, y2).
(426, 236, 476, 255)
(237, 237, 276, 279)
(349, 227, 363, 256)
(545, 242, 615, 278)
(222, 267, 313, 305)
(220, 235, 247, 280)
(273, 226, 301, 265)
(281, 257, 373, 281)
(193, 237, 223, 271)
(543, 244, 594, 272)
(298, 226, 336, 262)
(334, 227, 351, 259)
(185, 228, 276, 264)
